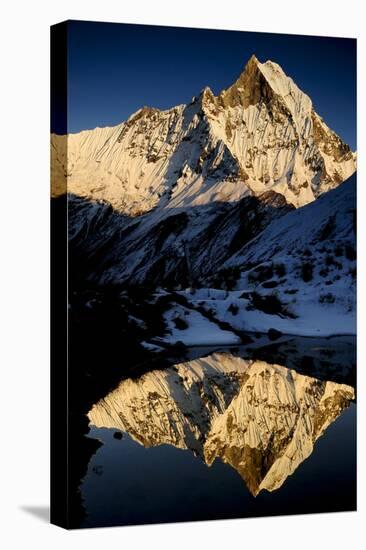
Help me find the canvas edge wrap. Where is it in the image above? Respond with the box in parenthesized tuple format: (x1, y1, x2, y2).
(50, 21, 69, 529)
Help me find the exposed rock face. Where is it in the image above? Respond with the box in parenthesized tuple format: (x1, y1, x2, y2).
(88, 352, 354, 495)
(51, 55, 356, 213)
(218, 55, 275, 109)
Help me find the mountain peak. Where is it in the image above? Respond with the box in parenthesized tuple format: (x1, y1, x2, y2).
(217, 55, 315, 142)
(199, 85, 216, 103)
(218, 54, 272, 108)
(236, 53, 262, 83)
(247, 53, 259, 66)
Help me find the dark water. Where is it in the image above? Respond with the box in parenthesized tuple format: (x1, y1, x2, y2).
(78, 336, 356, 528)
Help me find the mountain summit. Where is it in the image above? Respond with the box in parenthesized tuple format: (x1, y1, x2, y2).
(52, 55, 356, 214)
(218, 53, 274, 108)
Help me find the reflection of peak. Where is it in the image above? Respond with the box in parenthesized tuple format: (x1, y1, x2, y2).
(88, 353, 354, 496)
(204, 361, 354, 495)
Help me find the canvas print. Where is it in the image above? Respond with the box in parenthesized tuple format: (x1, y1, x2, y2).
(51, 20, 356, 529)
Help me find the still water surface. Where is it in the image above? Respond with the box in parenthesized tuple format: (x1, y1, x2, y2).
(79, 337, 356, 527)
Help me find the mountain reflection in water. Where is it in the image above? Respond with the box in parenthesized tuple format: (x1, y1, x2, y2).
(81, 336, 356, 527)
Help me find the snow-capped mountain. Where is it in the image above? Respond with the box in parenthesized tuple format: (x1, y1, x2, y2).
(58, 55, 356, 338)
(52, 55, 355, 214)
(88, 352, 354, 495)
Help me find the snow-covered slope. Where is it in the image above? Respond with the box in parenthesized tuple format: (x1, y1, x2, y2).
(63, 160, 357, 342)
(88, 352, 354, 495)
(52, 55, 355, 214)
(228, 173, 355, 291)
(178, 174, 356, 337)
(66, 173, 356, 336)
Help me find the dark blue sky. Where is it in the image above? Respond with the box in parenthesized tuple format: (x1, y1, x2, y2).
(65, 20, 356, 149)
